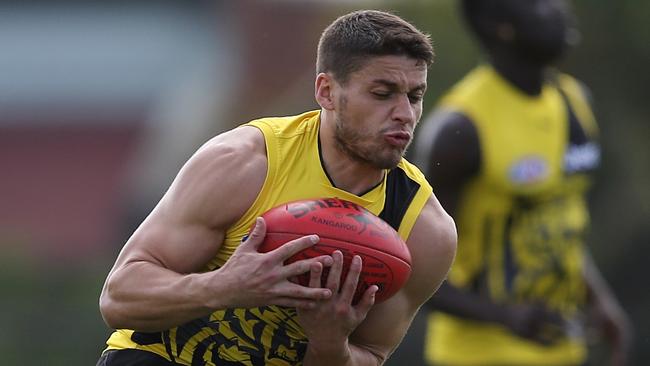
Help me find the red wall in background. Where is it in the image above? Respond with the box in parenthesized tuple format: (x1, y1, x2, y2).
(0, 121, 142, 262)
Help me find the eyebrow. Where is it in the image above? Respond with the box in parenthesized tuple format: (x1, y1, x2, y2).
(372, 79, 427, 93)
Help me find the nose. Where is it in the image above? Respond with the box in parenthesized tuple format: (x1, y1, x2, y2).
(393, 94, 416, 125)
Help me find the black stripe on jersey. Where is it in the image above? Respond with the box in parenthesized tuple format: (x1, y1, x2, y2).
(317, 133, 336, 187)
(131, 331, 162, 346)
(379, 168, 421, 231)
(97, 349, 179, 366)
(557, 87, 589, 146)
(557, 86, 600, 175)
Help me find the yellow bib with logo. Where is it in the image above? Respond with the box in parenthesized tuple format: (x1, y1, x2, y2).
(425, 66, 599, 366)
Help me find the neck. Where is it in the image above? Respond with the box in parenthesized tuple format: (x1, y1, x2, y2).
(488, 52, 549, 96)
(318, 111, 385, 196)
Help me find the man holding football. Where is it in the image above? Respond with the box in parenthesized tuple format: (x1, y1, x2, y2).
(96, 9, 456, 366)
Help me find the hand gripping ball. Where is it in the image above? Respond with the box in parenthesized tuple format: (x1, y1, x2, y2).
(258, 197, 412, 304)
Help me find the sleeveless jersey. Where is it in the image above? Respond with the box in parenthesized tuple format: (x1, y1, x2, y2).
(425, 66, 600, 366)
(104, 110, 433, 365)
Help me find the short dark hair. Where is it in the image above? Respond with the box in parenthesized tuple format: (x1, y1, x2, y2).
(316, 10, 434, 84)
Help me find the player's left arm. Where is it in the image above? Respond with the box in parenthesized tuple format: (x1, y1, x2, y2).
(350, 195, 457, 364)
(583, 250, 633, 366)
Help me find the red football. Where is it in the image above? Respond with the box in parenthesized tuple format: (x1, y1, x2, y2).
(259, 197, 412, 304)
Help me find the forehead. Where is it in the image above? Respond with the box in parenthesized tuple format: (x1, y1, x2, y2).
(349, 55, 428, 89)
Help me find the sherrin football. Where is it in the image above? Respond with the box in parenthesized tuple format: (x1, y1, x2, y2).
(259, 197, 412, 304)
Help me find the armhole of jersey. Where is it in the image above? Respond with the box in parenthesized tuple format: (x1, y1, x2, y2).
(381, 164, 433, 241)
(558, 75, 599, 138)
(227, 121, 279, 232)
(398, 181, 432, 241)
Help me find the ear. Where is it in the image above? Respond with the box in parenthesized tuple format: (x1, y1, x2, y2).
(315, 72, 336, 110)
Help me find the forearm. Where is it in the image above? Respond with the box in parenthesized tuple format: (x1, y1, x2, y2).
(583, 251, 619, 306)
(100, 261, 215, 332)
(582, 252, 632, 344)
(583, 252, 629, 324)
(303, 341, 383, 366)
(427, 282, 508, 324)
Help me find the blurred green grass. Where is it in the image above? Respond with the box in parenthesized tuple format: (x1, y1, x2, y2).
(0, 253, 113, 366)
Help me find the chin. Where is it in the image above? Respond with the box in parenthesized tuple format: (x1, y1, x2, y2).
(372, 155, 402, 170)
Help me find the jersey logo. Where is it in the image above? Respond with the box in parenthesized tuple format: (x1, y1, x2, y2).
(346, 213, 376, 234)
(564, 142, 600, 174)
(509, 156, 549, 185)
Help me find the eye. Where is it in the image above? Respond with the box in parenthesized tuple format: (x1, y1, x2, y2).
(408, 93, 423, 104)
(372, 91, 391, 99)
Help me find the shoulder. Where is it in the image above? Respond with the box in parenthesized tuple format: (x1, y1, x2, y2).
(557, 73, 592, 100)
(555, 72, 596, 111)
(161, 125, 268, 228)
(246, 110, 321, 137)
(413, 109, 480, 178)
(402, 194, 457, 301)
(415, 109, 478, 155)
(411, 67, 487, 163)
(555, 73, 599, 136)
(182, 126, 266, 187)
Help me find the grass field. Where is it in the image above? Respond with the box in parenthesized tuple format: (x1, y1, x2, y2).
(0, 253, 113, 366)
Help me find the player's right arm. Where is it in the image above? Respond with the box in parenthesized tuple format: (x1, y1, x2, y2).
(414, 109, 566, 344)
(99, 126, 332, 332)
(412, 109, 479, 217)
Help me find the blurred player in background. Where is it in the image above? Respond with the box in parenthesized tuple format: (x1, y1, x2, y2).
(97, 10, 456, 366)
(413, 0, 632, 365)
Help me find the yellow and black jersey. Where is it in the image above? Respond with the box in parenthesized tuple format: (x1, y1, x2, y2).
(104, 110, 432, 365)
(425, 65, 600, 366)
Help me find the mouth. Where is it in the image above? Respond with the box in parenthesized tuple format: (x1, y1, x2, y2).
(383, 131, 411, 148)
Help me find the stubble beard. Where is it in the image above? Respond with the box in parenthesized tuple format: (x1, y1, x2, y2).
(333, 96, 404, 170)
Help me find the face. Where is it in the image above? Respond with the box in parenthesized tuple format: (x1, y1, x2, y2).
(331, 55, 428, 169)
(505, 0, 574, 64)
